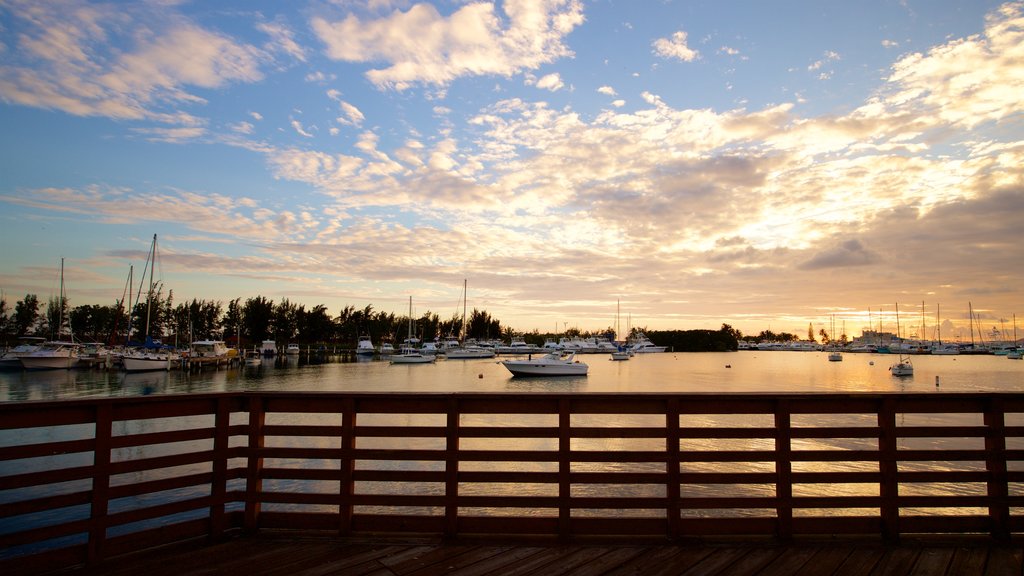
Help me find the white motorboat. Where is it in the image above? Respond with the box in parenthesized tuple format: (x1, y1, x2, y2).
(0, 337, 45, 369)
(378, 342, 395, 355)
(19, 341, 81, 370)
(355, 335, 376, 356)
(497, 337, 539, 355)
(286, 344, 300, 355)
(502, 352, 588, 376)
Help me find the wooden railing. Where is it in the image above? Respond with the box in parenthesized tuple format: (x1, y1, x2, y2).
(1, 392, 1021, 572)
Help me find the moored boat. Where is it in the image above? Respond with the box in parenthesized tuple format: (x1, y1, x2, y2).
(19, 341, 80, 370)
(502, 352, 588, 376)
(355, 335, 376, 356)
(0, 337, 46, 369)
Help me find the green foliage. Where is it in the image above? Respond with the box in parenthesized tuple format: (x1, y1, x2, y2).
(646, 325, 739, 352)
(14, 294, 40, 337)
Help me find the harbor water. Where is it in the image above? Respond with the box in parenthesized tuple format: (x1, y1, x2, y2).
(1, 350, 1021, 402)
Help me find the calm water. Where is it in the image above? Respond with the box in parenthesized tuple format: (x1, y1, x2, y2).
(1, 351, 1021, 402)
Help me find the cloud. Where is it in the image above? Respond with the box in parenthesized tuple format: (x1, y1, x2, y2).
(534, 72, 564, 91)
(798, 239, 882, 270)
(652, 31, 699, 62)
(808, 50, 841, 71)
(0, 0, 268, 125)
(257, 20, 307, 62)
(290, 119, 315, 138)
(311, 0, 585, 90)
(597, 85, 616, 96)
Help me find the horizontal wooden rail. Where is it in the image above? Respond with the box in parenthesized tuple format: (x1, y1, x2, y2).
(0, 391, 1022, 574)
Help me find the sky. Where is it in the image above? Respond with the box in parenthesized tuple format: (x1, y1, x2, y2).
(1, 0, 1022, 342)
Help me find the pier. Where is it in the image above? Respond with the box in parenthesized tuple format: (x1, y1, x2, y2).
(1, 391, 1021, 574)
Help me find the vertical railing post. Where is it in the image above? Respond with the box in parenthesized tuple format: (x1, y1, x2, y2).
(984, 398, 1009, 542)
(666, 398, 681, 539)
(244, 395, 265, 532)
(878, 398, 900, 543)
(87, 403, 112, 565)
(210, 397, 230, 539)
(445, 398, 460, 538)
(775, 400, 793, 540)
(558, 397, 571, 540)
(339, 398, 356, 535)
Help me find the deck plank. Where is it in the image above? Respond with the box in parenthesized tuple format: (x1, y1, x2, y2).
(49, 535, 1024, 576)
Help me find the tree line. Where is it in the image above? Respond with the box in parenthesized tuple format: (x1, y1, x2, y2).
(0, 292, 507, 349)
(0, 291, 776, 353)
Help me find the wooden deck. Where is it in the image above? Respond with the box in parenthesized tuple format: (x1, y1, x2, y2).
(62, 534, 1023, 576)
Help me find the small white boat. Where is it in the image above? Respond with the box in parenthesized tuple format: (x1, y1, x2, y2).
(890, 358, 914, 376)
(827, 350, 842, 362)
(245, 350, 263, 366)
(610, 351, 631, 361)
(502, 352, 588, 376)
(378, 342, 395, 355)
(286, 344, 300, 355)
(122, 350, 173, 372)
(1007, 349, 1022, 360)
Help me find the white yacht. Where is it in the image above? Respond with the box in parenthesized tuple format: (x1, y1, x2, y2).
(0, 337, 45, 369)
(355, 335, 376, 356)
(628, 332, 667, 353)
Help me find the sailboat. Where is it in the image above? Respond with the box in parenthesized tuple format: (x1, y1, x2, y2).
(20, 258, 81, 370)
(889, 303, 914, 377)
(444, 279, 496, 359)
(122, 235, 174, 372)
(827, 315, 842, 362)
(391, 297, 435, 364)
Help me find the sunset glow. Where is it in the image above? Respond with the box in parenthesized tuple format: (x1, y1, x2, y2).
(1, 0, 1021, 339)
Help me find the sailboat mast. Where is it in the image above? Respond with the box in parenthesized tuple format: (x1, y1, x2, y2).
(58, 257, 65, 340)
(462, 279, 467, 342)
(144, 234, 157, 339)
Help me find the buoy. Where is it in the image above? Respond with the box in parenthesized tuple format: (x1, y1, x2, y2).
(869, 361, 874, 365)
(725, 364, 731, 368)
(478, 373, 483, 379)
(935, 375, 940, 387)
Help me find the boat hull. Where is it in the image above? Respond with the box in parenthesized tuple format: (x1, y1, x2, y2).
(123, 355, 171, 372)
(20, 355, 78, 370)
(390, 354, 435, 364)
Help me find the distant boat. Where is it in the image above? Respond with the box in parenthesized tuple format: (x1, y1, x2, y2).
(502, 352, 588, 376)
(123, 235, 172, 372)
(889, 303, 914, 377)
(610, 350, 631, 361)
(391, 297, 435, 365)
(828, 349, 843, 362)
(261, 340, 277, 357)
(378, 342, 395, 355)
(355, 335, 376, 356)
(286, 344, 300, 355)
(628, 332, 667, 353)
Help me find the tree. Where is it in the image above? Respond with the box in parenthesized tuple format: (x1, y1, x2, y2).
(242, 296, 274, 342)
(0, 294, 9, 343)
